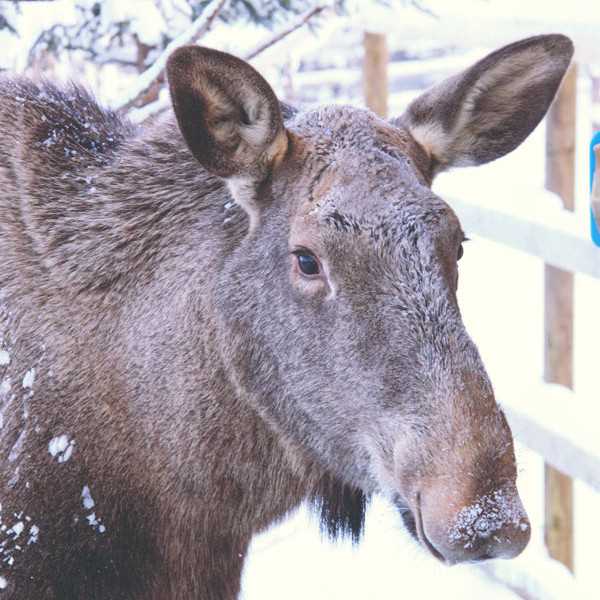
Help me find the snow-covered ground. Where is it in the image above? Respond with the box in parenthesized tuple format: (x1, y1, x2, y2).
(1, 1, 599, 598)
(242, 498, 524, 600)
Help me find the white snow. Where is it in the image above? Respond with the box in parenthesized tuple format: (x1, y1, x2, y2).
(448, 488, 527, 549)
(85, 512, 106, 534)
(81, 486, 105, 533)
(81, 486, 95, 510)
(59, 441, 75, 463)
(48, 435, 75, 463)
(479, 541, 588, 600)
(0, 351, 9, 366)
(48, 435, 68, 456)
(0, 576, 6, 589)
(8, 430, 26, 463)
(27, 525, 39, 545)
(21, 369, 35, 390)
(7, 522, 24, 540)
(241, 498, 521, 600)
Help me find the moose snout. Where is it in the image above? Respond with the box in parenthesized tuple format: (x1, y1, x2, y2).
(416, 484, 531, 565)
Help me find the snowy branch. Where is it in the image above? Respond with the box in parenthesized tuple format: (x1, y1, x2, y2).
(243, 4, 328, 60)
(404, 0, 438, 19)
(128, 3, 328, 123)
(129, 93, 171, 124)
(111, 0, 227, 112)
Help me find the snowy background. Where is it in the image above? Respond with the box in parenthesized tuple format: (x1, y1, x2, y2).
(1, 1, 599, 598)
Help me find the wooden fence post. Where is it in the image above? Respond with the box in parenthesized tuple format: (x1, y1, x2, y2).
(363, 32, 388, 118)
(544, 62, 577, 573)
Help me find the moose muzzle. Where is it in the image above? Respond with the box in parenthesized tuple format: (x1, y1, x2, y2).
(415, 481, 531, 565)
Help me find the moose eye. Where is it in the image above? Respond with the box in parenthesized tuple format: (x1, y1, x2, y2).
(294, 251, 320, 276)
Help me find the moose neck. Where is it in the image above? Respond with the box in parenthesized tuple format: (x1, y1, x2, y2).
(93, 117, 317, 520)
(7, 106, 317, 539)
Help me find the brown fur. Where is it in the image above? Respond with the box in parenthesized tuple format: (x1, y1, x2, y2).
(0, 35, 573, 599)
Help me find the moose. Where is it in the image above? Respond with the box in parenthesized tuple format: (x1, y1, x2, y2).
(0, 34, 573, 599)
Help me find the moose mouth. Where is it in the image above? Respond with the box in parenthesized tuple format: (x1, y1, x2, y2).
(396, 493, 445, 564)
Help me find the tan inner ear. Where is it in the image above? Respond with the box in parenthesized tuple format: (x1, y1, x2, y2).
(202, 80, 278, 157)
(168, 46, 290, 231)
(400, 35, 573, 173)
(167, 45, 287, 179)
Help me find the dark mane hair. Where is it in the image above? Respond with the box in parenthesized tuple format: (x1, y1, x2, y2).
(311, 474, 369, 544)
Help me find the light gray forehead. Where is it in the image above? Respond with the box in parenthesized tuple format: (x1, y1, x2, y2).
(319, 190, 460, 249)
(285, 105, 462, 254)
(287, 104, 399, 152)
(288, 108, 447, 218)
(288, 106, 428, 206)
(288, 105, 376, 136)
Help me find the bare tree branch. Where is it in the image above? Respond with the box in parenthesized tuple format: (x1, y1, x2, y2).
(129, 93, 171, 124)
(98, 57, 140, 68)
(243, 4, 328, 61)
(112, 0, 228, 112)
(0, 14, 18, 36)
(405, 0, 438, 19)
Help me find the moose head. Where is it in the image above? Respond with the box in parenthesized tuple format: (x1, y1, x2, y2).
(165, 34, 573, 564)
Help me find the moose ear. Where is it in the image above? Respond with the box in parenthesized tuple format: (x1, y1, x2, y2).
(167, 46, 287, 222)
(398, 34, 574, 176)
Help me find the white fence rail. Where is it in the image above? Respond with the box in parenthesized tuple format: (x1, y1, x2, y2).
(447, 193, 600, 280)
(447, 192, 600, 493)
(446, 191, 599, 599)
(501, 382, 600, 494)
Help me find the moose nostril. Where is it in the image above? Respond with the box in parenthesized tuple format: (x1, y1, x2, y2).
(445, 491, 531, 563)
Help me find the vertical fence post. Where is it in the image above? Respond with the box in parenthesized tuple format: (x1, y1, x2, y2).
(544, 63, 577, 573)
(363, 32, 388, 118)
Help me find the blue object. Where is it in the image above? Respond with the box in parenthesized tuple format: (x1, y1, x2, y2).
(590, 131, 600, 247)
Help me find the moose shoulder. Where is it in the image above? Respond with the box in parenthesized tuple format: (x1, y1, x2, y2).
(0, 35, 573, 599)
